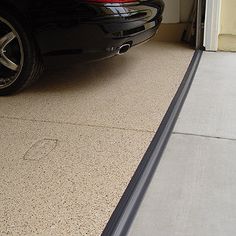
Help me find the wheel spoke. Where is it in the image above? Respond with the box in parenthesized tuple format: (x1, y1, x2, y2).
(0, 77, 11, 86)
(0, 31, 19, 71)
(0, 54, 19, 71)
(0, 31, 16, 48)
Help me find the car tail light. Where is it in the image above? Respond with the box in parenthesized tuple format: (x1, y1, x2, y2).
(87, 0, 137, 3)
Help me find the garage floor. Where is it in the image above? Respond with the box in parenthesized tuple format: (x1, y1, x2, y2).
(0, 41, 193, 235)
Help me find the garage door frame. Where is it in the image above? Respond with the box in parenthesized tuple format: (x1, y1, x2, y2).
(203, 0, 222, 51)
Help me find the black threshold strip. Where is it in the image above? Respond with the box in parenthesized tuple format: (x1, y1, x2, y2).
(102, 50, 203, 236)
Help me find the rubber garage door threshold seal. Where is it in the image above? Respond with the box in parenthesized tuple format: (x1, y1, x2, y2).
(102, 50, 203, 236)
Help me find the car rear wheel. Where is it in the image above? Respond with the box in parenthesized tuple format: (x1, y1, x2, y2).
(0, 9, 43, 96)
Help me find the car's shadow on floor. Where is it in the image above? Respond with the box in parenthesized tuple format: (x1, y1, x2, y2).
(24, 54, 132, 94)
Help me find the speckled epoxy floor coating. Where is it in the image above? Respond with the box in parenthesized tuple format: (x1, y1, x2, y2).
(0, 41, 193, 235)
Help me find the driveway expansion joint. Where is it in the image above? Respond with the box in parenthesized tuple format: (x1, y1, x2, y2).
(0, 115, 155, 134)
(173, 131, 236, 142)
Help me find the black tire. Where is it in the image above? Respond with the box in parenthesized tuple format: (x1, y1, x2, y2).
(0, 8, 43, 96)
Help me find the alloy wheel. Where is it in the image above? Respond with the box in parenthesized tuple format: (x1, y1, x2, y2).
(0, 16, 24, 89)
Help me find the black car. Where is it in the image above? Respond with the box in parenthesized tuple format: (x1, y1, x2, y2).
(0, 0, 164, 95)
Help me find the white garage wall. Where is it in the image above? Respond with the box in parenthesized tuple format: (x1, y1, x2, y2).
(162, 0, 194, 23)
(180, 0, 194, 22)
(162, 0, 180, 23)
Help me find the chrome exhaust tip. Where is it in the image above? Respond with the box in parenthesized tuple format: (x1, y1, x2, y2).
(118, 43, 130, 55)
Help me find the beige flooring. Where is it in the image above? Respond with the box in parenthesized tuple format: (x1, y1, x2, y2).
(0, 41, 193, 236)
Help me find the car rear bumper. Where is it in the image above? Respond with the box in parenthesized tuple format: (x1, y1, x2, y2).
(37, 0, 164, 60)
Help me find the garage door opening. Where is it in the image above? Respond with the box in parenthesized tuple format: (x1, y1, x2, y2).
(0, 1, 206, 236)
